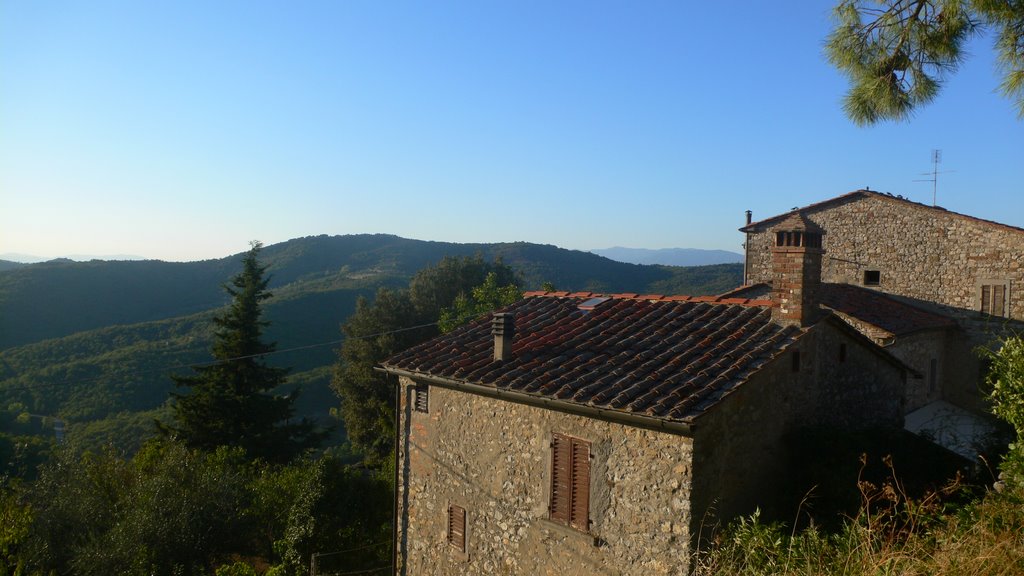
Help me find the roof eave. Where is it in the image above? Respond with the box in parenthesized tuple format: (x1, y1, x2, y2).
(377, 365, 695, 437)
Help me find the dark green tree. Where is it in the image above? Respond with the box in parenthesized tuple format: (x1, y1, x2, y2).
(332, 256, 518, 464)
(163, 242, 324, 463)
(826, 0, 1024, 124)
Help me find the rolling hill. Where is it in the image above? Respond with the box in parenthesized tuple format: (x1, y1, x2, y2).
(0, 234, 743, 453)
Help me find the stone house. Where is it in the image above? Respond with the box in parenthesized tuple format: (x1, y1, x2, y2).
(740, 189, 1024, 415)
(380, 216, 913, 575)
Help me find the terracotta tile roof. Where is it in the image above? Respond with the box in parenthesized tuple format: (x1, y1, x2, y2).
(740, 189, 1024, 235)
(719, 282, 957, 338)
(819, 283, 957, 338)
(383, 293, 801, 423)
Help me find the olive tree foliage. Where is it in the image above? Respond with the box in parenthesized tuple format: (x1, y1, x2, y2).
(24, 443, 250, 576)
(16, 441, 392, 576)
(984, 335, 1024, 483)
(826, 0, 1024, 124)
(332, 256, 518, 464)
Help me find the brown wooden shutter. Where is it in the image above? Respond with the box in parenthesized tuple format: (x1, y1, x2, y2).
(550, 433, 590, 531)
(549, 433, 572, 524)
(448, 504, 466, 552)
(981, 285, 992, 315)
(993, 285, 1005, 317)
(569, 439, 591, 531)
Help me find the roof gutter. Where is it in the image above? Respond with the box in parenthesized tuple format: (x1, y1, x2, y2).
(376, 366, 694, 437)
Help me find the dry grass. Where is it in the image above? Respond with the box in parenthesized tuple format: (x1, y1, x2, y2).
(694, 455, 1024, 576)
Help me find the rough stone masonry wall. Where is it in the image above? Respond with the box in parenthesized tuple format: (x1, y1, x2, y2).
(691, 322, 904, 529)
(746, 194, 1024, 333)
(395, 376, 696, 576)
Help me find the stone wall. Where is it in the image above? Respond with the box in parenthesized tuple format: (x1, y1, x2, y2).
(691, 321, 905, 529)
(745, 194, 1024, 331)
(395, 376, 697, 576)
(884, 330, 948, 412)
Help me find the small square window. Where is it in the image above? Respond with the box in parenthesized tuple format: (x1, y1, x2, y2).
(413, 383, 429, 413)
(863, 270, 881, 286)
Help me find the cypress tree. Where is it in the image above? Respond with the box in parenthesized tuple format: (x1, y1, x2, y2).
(164, 242, 324, 463)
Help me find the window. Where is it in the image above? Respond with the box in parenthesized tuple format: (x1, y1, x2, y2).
(549, 433, 590, 532)
(447, 504, 466, 552)
(979, 282, 1009, 317)
(839, 343, 847, 363)
(929, 359, 938, 394)
(414, 382, 429, 413)
(791, 350, 801, 372)
(863, 270, 881, 286)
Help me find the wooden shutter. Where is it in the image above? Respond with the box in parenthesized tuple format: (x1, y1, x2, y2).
(993, 285, 1005, 317)
(569, 439, 591, 531)
(448, 504, 466, 552)
(414, 383, 429, 413)
(549, 433, 590, 531)
(549, 434, 572, 524)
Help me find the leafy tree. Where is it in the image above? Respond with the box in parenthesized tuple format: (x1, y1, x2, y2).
(438, 272, 522, 333)
(0, 485, 33, 576)
(162, 242, 324, 463)
(984, 335, 1024, 484)
(826, 0, 1024, 124)
(332, 256, 518, 464)
(332, 288, 423, 465)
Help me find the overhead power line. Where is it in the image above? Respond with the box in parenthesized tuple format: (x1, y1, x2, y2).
(0, 321, 440, 397)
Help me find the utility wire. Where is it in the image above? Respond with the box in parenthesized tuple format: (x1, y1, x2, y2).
(0, 321, 439, 396)
(313, 540, 391, 557)
(323, 565, 391, 576)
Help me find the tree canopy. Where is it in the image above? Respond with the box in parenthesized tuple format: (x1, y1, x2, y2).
(162, 242, 324, 463)
(332, 256, 518, 464)
(984, 335, 1024, 483)
(826, 0, 1024, 124)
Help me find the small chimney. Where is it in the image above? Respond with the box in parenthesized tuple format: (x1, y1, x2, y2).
(745, 210, 752, 226)
(492, 313, 515, 361)
(770, 213, 824, 327)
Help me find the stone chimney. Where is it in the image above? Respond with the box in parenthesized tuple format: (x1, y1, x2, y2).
(770, 213, 824, 327)
(492, 313, 514, 361)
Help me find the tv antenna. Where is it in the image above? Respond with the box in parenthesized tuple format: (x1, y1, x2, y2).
(913, 149, 953, 206)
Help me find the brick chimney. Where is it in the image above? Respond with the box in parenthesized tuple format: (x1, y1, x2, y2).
(771, 213, 824, 327)
(492, 313, 514, 361)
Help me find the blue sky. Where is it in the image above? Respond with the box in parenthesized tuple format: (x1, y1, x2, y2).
(2, 1, 1021, 262)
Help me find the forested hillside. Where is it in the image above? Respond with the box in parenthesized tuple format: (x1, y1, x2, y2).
(0, 234, 742, 453)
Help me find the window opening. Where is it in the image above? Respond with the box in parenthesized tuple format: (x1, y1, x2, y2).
(863, 270, 881, 286)
(414, 383, 429, 413)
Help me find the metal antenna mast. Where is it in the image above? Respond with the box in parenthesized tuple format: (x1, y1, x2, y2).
(914, 149, 951, 206)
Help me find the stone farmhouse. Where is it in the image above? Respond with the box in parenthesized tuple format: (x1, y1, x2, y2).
(741, 190, 1023, 437)
(381, 214, 921, 575)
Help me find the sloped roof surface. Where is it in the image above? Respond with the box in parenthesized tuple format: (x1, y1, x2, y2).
(719, 282, 956, 338)
(820, 283, 957, 337)
(384, 293, 802, 422)
(740, 190, 1024, 235)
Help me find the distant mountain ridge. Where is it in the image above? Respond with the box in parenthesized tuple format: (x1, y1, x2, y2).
(0, 233, 743, 453)
(0, 253, 147, 263)
(591, 246, 744, 266)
